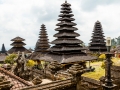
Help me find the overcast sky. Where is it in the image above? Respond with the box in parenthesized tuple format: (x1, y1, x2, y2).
(0, 0, 120, 50)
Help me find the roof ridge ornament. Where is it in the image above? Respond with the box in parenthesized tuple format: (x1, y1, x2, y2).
(65, 0, 67, 3)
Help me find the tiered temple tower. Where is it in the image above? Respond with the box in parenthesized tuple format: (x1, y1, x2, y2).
(0, 44, 7, 53)
(35, 24, 50, 53)
(89, 21, 107, 52)
(8, 36, 31, 54)
(47, 1, 87, 63)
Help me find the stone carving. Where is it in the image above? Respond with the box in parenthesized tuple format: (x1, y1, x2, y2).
(0, 76, 13, 90)
(68, 64, 85, 90)
(48, 61, 61, 74)
(14, 52, 33, 81)
(32, 76, 42, 85)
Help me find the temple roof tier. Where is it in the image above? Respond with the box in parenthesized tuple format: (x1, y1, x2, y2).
(59, 14, 74, 17)
(56, 22, 76, 26)
(54, 32, 80, 37)
(55, 27, 78, 31)
(11, 36, 25, 41)
(58, 17, 75, 21)
(51, 39, 83, 44)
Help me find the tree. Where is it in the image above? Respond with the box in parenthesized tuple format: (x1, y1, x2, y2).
(4, 54, 17, 64)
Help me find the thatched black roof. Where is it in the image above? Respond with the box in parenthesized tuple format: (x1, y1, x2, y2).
(39, 53, 97, 64)
(1, 44, 7, 53)
(51, 39, 83, 44)
(34, 24, 50, 53)
(8, 36, 30, 54)
(54, 32, 79, 37)
(89, 21, 107, 52)
(8, 47, 31, 54)
(48, 1, 86, 63)
(55, 27, 78, 31)
(11, 36, 25, 41)
(10, 42, 26, 46)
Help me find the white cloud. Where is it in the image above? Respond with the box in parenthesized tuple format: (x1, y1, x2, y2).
(0, 0, 120, 50)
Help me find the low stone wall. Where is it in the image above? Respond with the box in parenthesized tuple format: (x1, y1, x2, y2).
(111, 65, 120, 89)
(80, 76, 102, 90)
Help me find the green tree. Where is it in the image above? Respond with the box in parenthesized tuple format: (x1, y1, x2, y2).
(5, 54, 17, 64)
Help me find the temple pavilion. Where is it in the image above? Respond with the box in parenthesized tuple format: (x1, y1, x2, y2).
(8, 36, 31, 54)
(35, 24, 50, 53)
(42, 1, 96, 63)
(89, 21, 107, 52)
(0, 44, 7, 54)
(30, 24, 50, 60)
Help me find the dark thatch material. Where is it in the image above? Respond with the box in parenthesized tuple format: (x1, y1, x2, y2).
(54, 32, 79, 37)
(40, 53, 97, 64)
(58, 17, 75, 21)
(11, 36, 25, 41)
(10, 42, 26, 46)
(48, 1, 87, 63)
(8, 47, 31, 54)
(0, 44, 7, 53)
(50, 46, 86, 51)
(56, 22, 76, 26)
(51, 39, 83, 44)
(89, 21, 107, 52)
(55, 27, 78, 31)
(34, 24, 50, 53)
(8, 36, 31, 54)
(59, 14, 74, 17)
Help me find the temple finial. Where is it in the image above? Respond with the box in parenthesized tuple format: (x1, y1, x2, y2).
(65, 0, 67, 3)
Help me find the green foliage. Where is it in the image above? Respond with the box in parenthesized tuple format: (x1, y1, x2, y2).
(4, 54, 17, 64)
(26, 60, 36, 67)
(101, 62, 105, 69)
(98, 54, 106, 61)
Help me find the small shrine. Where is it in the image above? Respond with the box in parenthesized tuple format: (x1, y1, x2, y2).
(8, 36, 31, 54)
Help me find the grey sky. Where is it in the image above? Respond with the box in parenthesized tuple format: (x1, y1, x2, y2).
(0, 0, 120, 50)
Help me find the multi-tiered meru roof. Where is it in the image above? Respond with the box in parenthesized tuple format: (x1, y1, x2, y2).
(89, 21, 107, 52)
(8, 36, 31, 54)
(41, 1, 97, 63)
(50, 1, 85, 55)
(0, 44, 7, 53)
(35, 24, 50, 53)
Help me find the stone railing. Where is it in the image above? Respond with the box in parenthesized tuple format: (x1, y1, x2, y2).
(80, 76, 102, 90)
(22, 78, 76, 90)
(111, 65, 120, 89)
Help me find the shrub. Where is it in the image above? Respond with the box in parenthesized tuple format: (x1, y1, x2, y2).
(101, 62, 105, 69)
(98, 54, 106, 61)
(26, 60, 36, 67)
(4, 54, 17, 64)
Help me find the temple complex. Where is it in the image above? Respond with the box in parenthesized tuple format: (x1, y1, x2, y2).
(89, 21, 107, 52)
(35, 24, 50, 53)
(8, 36, 31, 54)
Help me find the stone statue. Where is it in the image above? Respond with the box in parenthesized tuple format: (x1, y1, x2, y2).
(14, 52, 33, 80)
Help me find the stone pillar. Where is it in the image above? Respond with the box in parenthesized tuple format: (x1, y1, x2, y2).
(68, 64, 85, 90)
(102, 53, 117, 90)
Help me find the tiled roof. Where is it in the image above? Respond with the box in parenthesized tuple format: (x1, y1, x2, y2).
(0, 67, 32, 90)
